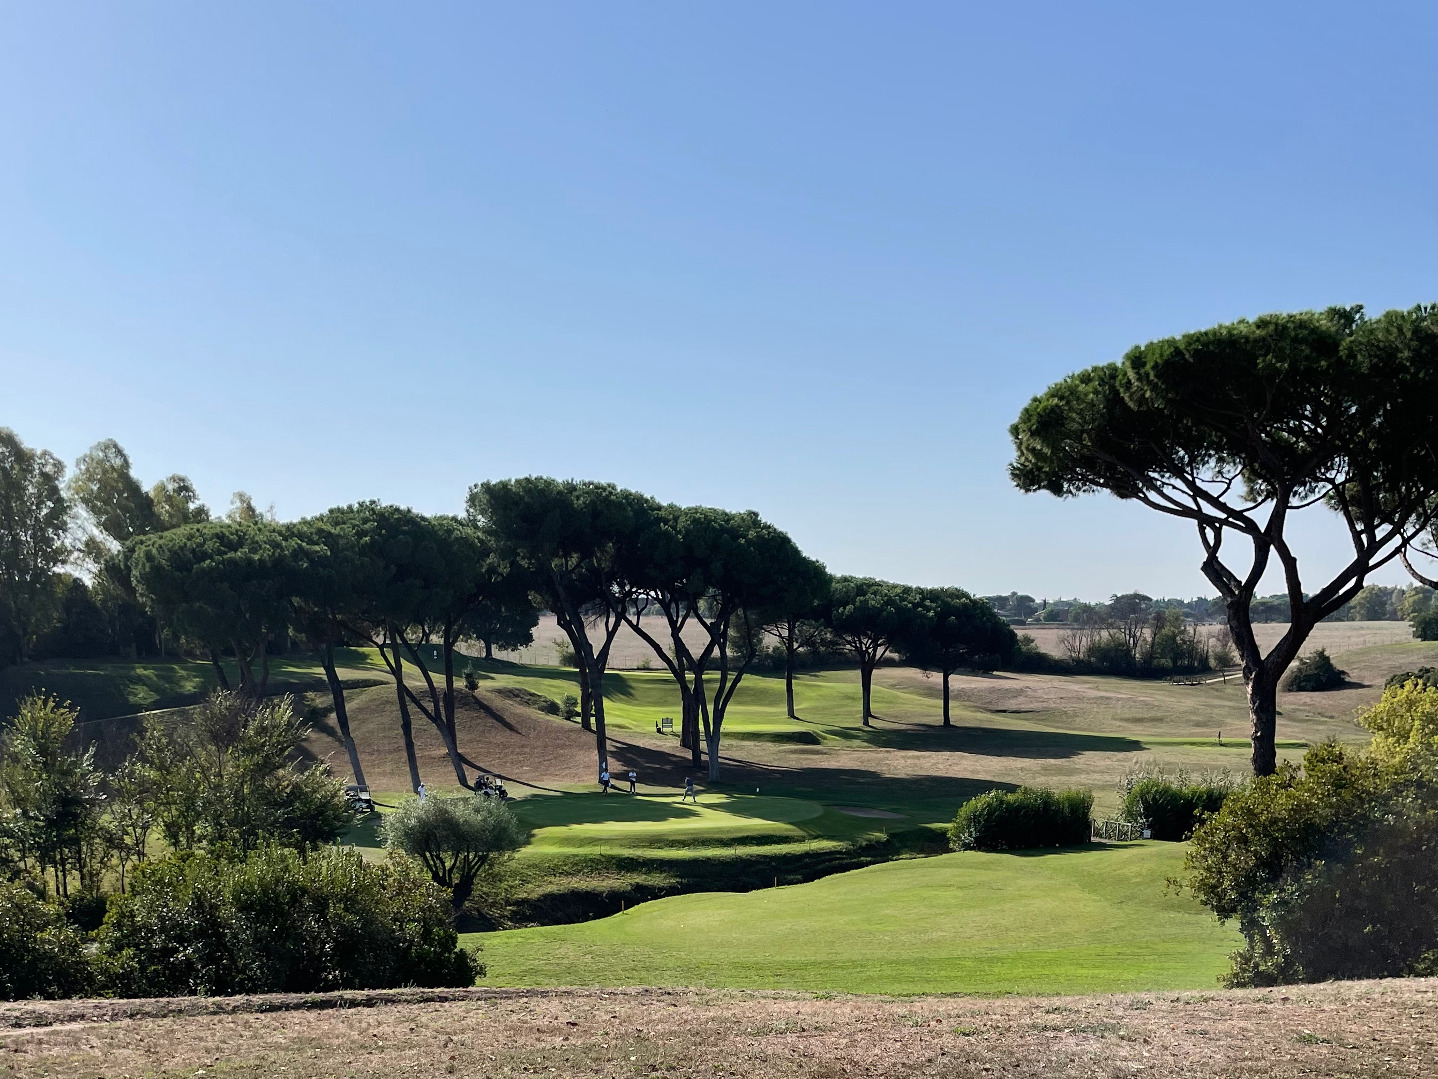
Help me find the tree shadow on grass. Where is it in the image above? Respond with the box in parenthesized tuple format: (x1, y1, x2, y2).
(815, 723, 1145, 758)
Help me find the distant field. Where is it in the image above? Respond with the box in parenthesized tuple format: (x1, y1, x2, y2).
(1018, 618, 1417, 658)
(472, 841, 1238, 995)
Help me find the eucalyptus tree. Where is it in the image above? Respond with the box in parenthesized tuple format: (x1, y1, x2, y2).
(68, 440, 209, 655)
(1009, 304, 1438, 774)
(903, 588, 1016, 726)
(129, 519, 317, 693)
(829, 576, 930, 725)
(625, 504, 813, 778)
(469, 478, 656, 772)
(67, 439, 157, 572)
(0, 428, 69, 664)
(148, 474, 211, 530)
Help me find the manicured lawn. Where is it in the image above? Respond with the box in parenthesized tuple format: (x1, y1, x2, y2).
(470, 841, 1239, 995)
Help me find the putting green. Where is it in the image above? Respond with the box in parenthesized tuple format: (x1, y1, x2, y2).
(470, 841, 1239, 995)
(513, 791, 861, 854)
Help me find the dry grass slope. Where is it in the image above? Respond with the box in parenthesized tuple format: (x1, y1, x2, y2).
(2, 980, 1434, 1078)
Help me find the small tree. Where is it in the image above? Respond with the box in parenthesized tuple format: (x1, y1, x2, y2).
(1010, 305, 1438, 775)
(137, 691, 350, 854)
(828, 577, 930, 725)
(381, 793, 523, 913)
(0, 695, 107, 898)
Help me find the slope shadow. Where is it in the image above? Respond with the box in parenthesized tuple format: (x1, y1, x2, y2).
(813, 723, 1145, 758)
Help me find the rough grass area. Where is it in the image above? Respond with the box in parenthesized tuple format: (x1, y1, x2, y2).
(3, 980, 1433, 1078)
(0, 648, 384, 721)
(472, 842, 1239, 995)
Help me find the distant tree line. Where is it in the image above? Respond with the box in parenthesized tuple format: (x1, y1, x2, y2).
(986, 585, 1436, 626)
(0, 437, 1018, 785)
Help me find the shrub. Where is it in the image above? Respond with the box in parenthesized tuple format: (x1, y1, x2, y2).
(1385, 666, 1438, 692)
(381, 794, 524, 912)
(95, 845, 478, 997)
(1281, 648, 1346, 692)
(949, 786, 1093, 851)
(463, 666, 479, 691)
(1118, 765, 1238, 840)
(0, 880, 92, 1000)
(560, 694, 580, 721)
(136, 691, 351, 854)
(1085, 633, 1137, 675)
(1413, 610, 1438, 641)
(1185, 739, 1438, 986)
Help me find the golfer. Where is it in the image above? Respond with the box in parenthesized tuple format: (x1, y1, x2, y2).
(682, 775, 697, 803)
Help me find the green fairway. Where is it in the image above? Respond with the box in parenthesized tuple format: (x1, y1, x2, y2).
(471, 841, 1239, 995)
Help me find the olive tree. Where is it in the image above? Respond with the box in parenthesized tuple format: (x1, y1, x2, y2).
(381, 793, 523, 914)
(1010, 305, 1438, 774)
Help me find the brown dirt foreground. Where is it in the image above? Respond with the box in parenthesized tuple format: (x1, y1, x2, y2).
(2, 981, 1435, 1079)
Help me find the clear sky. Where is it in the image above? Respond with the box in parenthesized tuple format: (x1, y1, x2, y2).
(4, 3, 1437, 600)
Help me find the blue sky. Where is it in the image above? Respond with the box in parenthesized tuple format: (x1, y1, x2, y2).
(3, 2, 1436, 599)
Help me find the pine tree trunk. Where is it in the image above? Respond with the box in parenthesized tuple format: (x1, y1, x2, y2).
(942, 671, 951, 727)
(1247, 670, 1279, 776)
(324, 644, 367, 788)
(784, 618, 797, 719)
(861, 662, 874, 725)
(392, 640, 423, 794)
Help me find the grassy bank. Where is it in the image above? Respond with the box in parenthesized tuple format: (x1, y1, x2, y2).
(471, 840, 1239, 995)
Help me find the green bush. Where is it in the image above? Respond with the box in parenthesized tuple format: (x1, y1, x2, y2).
(95, 845, 479, 997)
(1386, 666, 1438, 691)
(382, 793, 523, 912)
(949, 786, 1093, 851)
(1118, 766, 1238, 841)
(1185, 741, 1438, 986)
(0, 880, 92, 1000)
(1281, 648, 1346, 691)
(1412, 610, 1438, 641)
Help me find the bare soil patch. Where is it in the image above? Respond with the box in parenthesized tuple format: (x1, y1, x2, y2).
(301, 684, 697, 793)
(2, 979, 1433, 1078)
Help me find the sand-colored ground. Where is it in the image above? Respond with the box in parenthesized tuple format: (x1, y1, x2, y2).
(1017, 619, 1417, 659)
(3, 979, 1433, 1078)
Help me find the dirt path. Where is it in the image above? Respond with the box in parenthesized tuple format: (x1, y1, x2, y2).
(2, 979, 1433, 1078)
